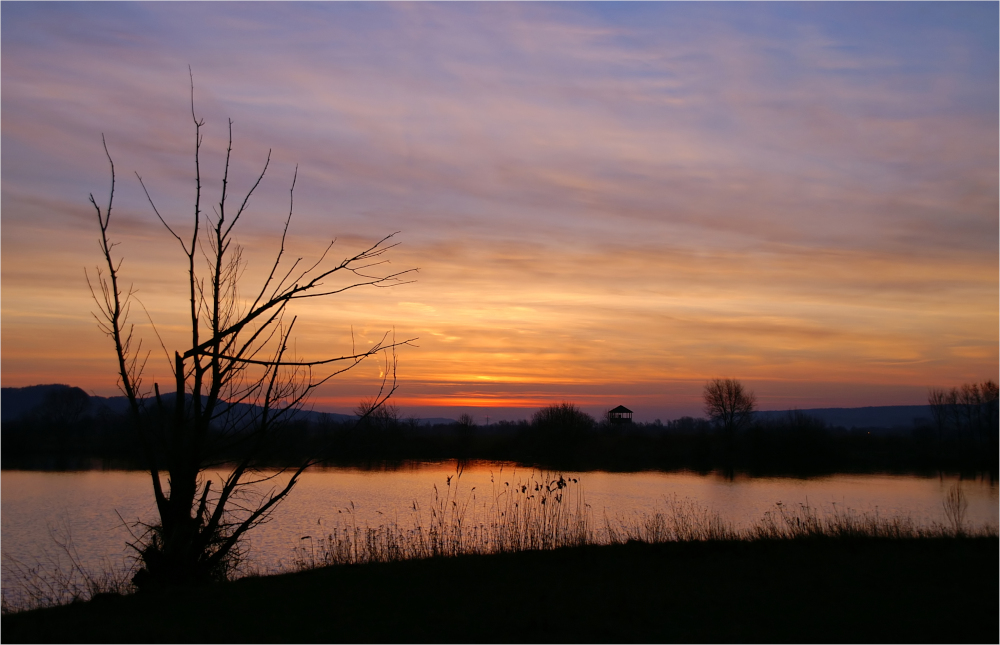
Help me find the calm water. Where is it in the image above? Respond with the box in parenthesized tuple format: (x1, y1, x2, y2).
(2, 463, 997, 594)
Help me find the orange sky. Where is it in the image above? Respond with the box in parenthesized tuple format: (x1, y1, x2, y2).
(2, 4, 997, 420)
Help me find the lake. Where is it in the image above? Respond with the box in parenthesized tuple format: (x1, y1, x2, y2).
(2, 463, 997, 600)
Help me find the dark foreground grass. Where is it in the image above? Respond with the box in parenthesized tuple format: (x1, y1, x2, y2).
(3, 537, 996, 644)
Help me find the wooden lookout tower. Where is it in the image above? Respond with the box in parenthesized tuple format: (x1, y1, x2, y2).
(608, 405, 633, 425)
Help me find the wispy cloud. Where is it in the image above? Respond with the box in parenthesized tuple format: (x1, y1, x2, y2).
(2, 3, 995, 417)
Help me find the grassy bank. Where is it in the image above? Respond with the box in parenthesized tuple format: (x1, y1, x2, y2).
(3, 537, 997, 643)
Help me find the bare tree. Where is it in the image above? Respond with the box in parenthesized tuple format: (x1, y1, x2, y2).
(927, 380, 998, 449)
(87, 75, 415, 588)
(928, 387, 950, 444)
(354, 396, 401, 433)
(703, 378, 756, 438)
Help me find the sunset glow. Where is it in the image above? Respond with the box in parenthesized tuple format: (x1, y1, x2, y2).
(2, 3, 996, 420)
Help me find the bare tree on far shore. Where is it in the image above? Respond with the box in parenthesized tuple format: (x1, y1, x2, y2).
(355, 397, 402, 432)
(928, 380, 998, 450)
(703, 378, 756, 438)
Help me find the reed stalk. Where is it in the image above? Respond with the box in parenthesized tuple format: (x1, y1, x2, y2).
(291, 470, 998, 572)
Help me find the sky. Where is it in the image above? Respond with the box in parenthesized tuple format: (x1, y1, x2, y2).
(1, 2, 997, 421)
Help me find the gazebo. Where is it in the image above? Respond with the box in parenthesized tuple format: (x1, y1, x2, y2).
(608, 405, 633, 425)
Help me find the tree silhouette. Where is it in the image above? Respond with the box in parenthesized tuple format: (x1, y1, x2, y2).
(703, 378, 756, 439)
(354, 396, 401, 432)
(531, 402, 595, 435)
(927, 379, 998, 454)
(87, 74, 415, 588)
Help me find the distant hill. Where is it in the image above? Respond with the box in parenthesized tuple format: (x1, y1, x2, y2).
(755, 406, 932, 430)
(0, 384, 453, 426)
(0, 384, 129, 423)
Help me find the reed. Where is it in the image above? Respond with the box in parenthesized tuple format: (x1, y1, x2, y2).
(605, 495, 738, 543)
(942, 483, 968, 536)
(292, 470, 998, 572)
(292, 469, 592, 568)
(1, 525, 134, 614)
(595, 493, 994, 544)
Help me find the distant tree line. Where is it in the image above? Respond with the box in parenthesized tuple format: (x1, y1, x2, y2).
(926, 380, 998, 455)
(2, 381, 997, 477)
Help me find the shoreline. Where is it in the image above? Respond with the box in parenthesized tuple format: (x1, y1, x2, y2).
(2, 457, 997, 480)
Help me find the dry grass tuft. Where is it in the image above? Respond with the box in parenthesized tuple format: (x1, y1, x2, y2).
(943, 483, 968, 536)
(292, 470, 998, 573)
(1, 525, 134, 614)
(292, 469, 591, 568)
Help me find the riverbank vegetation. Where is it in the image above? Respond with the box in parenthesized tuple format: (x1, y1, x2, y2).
(282, 473, 995, 570)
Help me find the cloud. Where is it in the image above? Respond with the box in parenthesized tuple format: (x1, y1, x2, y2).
(1, 3, 995, 415)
